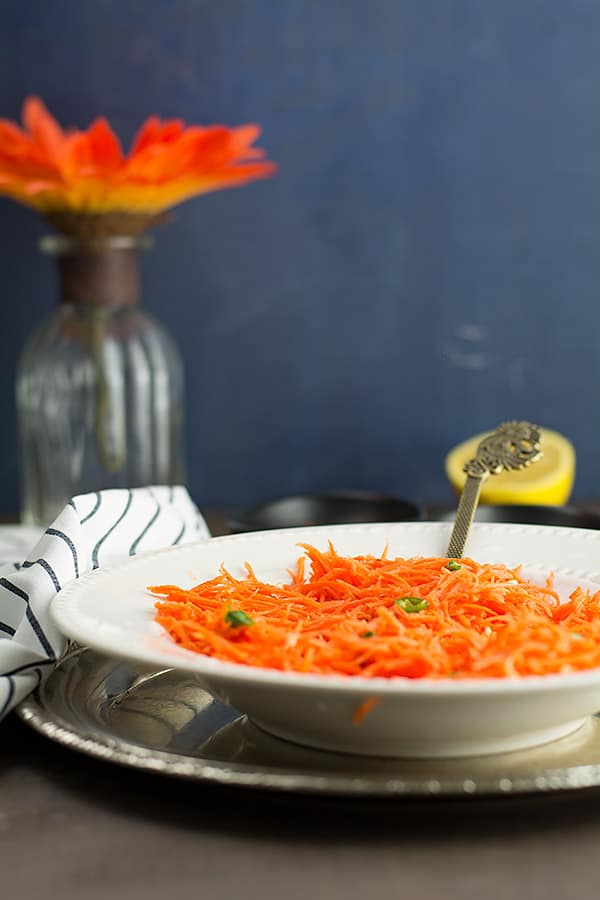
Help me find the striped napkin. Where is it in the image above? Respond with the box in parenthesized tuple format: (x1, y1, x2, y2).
(0, 486, 209, 721)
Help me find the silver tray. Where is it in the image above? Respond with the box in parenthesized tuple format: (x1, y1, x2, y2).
(17, 647, 600, 798)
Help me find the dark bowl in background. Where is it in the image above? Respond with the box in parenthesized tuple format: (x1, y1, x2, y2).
(432, 504, 600, 530)
(227, 491, 423, 533)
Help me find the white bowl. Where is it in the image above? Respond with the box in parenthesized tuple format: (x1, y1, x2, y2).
(51, 522, 600, 758)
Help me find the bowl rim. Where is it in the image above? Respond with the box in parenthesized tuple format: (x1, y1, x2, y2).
(50, 521, 600, 698)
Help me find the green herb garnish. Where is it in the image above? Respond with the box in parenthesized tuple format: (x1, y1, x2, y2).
(394, 597, 428, 613)
(361, 630, 375, 638)
(225, 610, 255, 628)
(446, 560, 461, 571)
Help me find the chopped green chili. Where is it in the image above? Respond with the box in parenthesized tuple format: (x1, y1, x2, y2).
(395, 597, 428, 613)
(446, 560, 461, 571)
(225, 609, 255, 628)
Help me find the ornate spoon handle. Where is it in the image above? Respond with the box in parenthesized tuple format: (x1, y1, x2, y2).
(446, 421, 543, 559)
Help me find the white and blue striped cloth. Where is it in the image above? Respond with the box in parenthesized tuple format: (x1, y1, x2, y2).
(0, 486, 209, 721)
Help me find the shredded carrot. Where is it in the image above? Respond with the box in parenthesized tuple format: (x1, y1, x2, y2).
(150, 543, 600, 679)
(352, 697, 382, 725)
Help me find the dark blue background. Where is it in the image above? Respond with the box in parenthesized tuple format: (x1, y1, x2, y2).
(1, 1, 599, 516)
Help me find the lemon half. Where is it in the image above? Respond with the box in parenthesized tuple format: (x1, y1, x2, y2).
(444, 427, 576, 505)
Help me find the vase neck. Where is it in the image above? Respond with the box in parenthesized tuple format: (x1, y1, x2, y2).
(42, 236, 145, 308)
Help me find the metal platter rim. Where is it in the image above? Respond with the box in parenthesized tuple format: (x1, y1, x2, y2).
(14, 649, 600, 799)
(17, 694, 435, 797)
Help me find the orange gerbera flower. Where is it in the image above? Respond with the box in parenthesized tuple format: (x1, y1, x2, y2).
(0, 97, 276, 218)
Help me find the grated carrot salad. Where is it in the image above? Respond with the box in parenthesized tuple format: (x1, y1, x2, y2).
(150, 543, 600, 679)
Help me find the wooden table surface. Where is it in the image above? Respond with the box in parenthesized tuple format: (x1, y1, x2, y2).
(3, 510, 600, 899)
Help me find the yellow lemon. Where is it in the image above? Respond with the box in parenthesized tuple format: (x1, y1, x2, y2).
(444, 427, 576, 505)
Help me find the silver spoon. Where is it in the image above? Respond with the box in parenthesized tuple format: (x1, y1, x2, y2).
(446, 421, 543, 559)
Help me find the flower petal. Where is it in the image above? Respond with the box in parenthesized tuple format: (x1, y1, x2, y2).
(130, 116, 185, 155)
(22, 96, 65, 158)
(85, 118, 124, 170)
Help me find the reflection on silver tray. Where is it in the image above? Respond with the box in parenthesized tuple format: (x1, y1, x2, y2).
(17, 648, 600, 798)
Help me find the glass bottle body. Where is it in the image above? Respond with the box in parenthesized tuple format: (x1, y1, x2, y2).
(16, 239, 185, 525)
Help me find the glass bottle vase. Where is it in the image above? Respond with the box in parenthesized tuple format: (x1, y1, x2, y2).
(16, 235, 186, 525)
